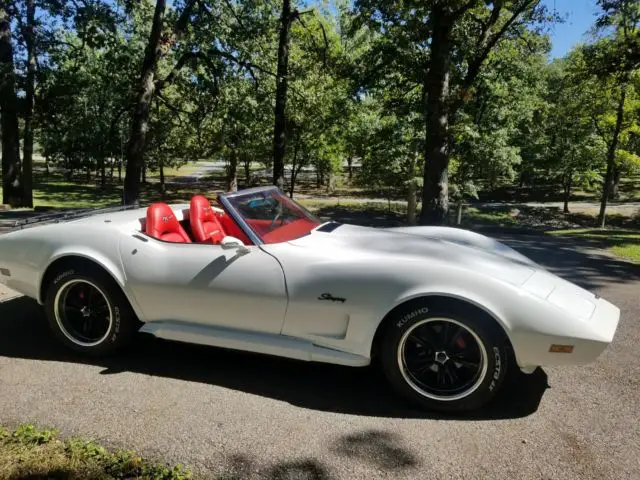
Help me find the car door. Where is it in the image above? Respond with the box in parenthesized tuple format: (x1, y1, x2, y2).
(119, 234, 287, 334)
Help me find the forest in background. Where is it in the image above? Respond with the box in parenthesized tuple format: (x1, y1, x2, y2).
(1, 0, 639, 227)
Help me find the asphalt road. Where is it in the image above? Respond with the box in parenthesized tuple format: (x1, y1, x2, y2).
(0, 233, 639, 480)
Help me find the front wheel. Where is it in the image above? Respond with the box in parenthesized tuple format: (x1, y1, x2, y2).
(44, 268, 137, 356)
(380, 304, 509, 412)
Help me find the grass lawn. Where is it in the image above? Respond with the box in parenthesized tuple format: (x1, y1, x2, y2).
(299, 199, 522, 227)
(548, 228, 640, 263)
(0, 424, 191, 480)
(299, 197, 407, 211)
(0, 159, 215, 210)
(462, 207, 519, 227)
(0, 177, 222, 210)
(147, 163, 203, 179)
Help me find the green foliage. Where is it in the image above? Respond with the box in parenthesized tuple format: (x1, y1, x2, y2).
(12, 424, 58, 445)
(1, 424, 192, 480)
(452, 33, 550, 194)
(1, 0, 639, 217)
(105, 449, 191, 479)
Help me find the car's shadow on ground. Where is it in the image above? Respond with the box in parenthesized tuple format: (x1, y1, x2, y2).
(0, 296, 548, 421)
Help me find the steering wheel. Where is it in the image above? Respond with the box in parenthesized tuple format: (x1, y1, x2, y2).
(270, 203, 284, 228)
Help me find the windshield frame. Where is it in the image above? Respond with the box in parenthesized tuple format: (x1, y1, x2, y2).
(218, 186, 323, 245)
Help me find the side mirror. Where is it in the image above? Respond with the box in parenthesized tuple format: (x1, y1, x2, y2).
(221, 236, 250, 254)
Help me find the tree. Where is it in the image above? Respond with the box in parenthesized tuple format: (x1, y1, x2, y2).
(452, 31, 549, 212)
(0, 3, 23, 207)
(272, 0, 296, 189)
(123, 0, 196, 205)
(21, 0, 36, 207)
(354, 0, 549, 224)
(543, 58, 606, 213)
(37, 13, 141, 185)
(283, 8, 353, 196)
(585, 0, 640, 227)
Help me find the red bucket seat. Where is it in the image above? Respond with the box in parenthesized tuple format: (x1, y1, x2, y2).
(146, 203, 192, 243)
(190, 195, 226, 244)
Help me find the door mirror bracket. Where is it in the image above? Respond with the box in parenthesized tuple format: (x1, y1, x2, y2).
(221, 236, 250, 254)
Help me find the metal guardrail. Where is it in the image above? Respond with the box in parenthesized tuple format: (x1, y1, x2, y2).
(2, 204, 142, 231)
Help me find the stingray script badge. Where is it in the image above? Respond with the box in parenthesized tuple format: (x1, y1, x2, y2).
(318, 293, 346, 303)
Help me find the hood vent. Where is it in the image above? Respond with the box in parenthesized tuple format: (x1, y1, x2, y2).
(316, 222, 342, 233)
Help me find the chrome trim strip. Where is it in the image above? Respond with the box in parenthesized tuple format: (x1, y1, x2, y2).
(222, 185, 278, 199)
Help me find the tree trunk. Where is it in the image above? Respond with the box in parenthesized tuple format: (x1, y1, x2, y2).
(99, 158, 106, 186)
(598, 85, 627, 228)
(289, 147, 298, 198)
(456, 202, 463, 225)
(0, 7, 23, 207)
(611, 166, 621, 200)
(159, 159, 165, 196)
(228, 150, 238, 192)
(289, 137, 299, 198)
(123, 0, 166, 205)
(347, 155, 353, 181)
(272, 0, 294, 190)
(141, 162, 146, 184)
(407, 151, 418, 225)
(407, 179, 417, 225)
(563, 173, 572, 214)
(109, 158, 115, 179)
(21, 0, 36, 207)
(243, 156, 251, 186)
(419, 12, 452, 225)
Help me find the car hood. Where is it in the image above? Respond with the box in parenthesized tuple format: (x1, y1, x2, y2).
(290, 223, 539, 286)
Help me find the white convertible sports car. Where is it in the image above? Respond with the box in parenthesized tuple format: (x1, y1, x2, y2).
(0, 186, 620, 412)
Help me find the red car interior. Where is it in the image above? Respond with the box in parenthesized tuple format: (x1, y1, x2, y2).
(244, 218, 274, 237)
(190, 195, 226, 244)
(216, 211, 253, 245)
(144, 194, 317, 245)
(261, 218, 319, 244)
(146, 203, 192, 243)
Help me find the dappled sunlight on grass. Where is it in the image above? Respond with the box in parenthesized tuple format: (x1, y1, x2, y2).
(463, 207, 518, 227)
(1, 176, 225, 210)
(548, 229, 640, 263)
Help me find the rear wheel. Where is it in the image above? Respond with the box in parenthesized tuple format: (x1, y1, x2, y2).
(380, 303, 509, 412)
(45, 268, 137, 356)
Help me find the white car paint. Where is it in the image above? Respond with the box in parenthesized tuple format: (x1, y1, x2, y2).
(0, 202, 620, 374)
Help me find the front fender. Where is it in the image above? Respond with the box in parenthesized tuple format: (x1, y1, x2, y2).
(384, 285, 513, 332)
(343, 282, 517, 363)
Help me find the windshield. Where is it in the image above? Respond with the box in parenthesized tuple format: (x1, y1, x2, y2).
(221, 187, 322, 244)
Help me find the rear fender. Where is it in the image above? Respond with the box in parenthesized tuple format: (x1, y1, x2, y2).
(37, 246, 145, 321)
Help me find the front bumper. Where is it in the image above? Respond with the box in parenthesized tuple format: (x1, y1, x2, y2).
(513, 295, 621, 372)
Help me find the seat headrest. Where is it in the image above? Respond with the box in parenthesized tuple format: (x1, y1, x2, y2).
(146, 203, 191, 243)
(190, 195, 215, 222)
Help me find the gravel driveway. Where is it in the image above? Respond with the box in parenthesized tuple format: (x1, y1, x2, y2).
(0, 233, 639, 480)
